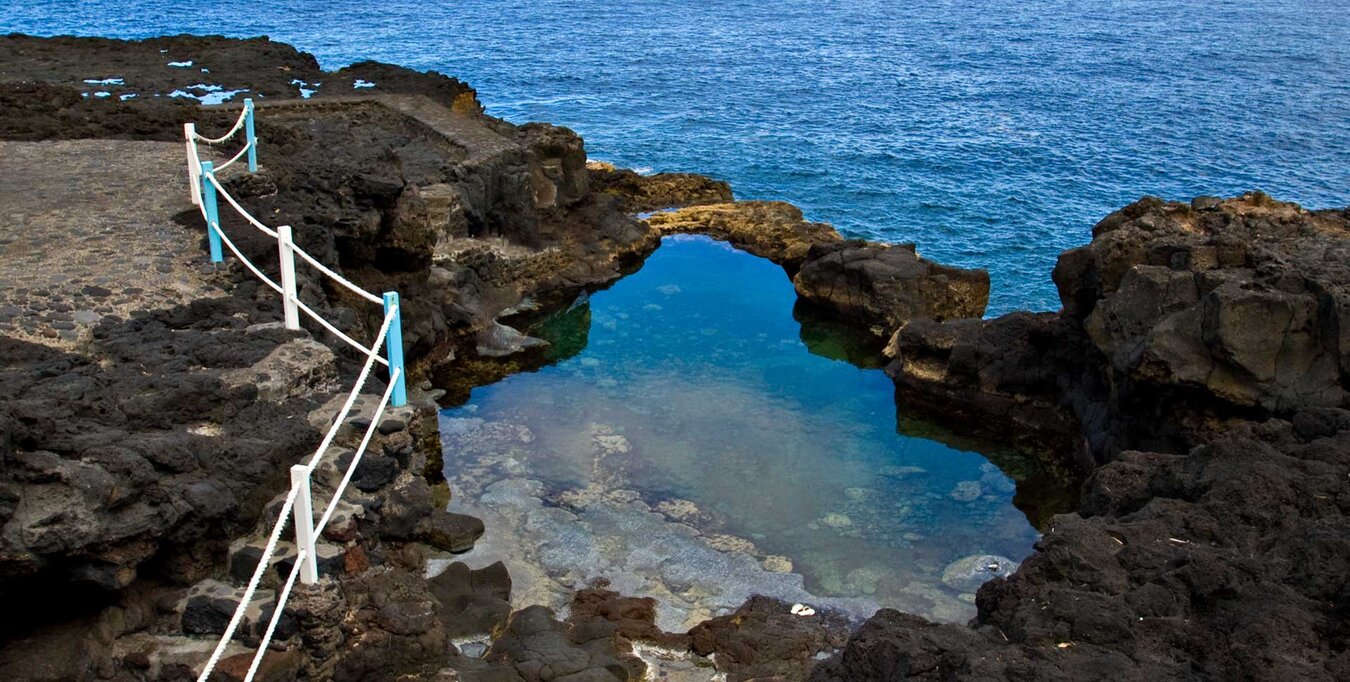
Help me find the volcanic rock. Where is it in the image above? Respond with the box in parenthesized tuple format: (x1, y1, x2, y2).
(647, 200, 841, 270)
(795, 240, 990, 336)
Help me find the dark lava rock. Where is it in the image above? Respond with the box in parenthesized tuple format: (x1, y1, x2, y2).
(795, 239, 991, 336)
(588, 162, 733, 212)
(568, 586, 690, 650)
(813, 413, 1350, 680)
(468, 605, 644, 682)
(428, 561, 513, 638)
(332, 566, 452, 681)
(181, 594, 238, 636)
(415, 510, 486, 553)
(1055, 193, 1350, 413)
(690, 596, 852, 682)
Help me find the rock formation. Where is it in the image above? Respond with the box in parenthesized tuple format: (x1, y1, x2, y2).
(820, 193, 1350, 680)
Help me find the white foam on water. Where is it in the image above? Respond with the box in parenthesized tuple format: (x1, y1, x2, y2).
(353, 78, 376, 89)
(167, 60, 193, 67)
(83, 77, 123, 85)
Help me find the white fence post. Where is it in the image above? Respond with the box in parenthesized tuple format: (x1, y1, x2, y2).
(276, 225, 300, 330)
(289, 465, 319, 585)
(184, 123, 201, 206)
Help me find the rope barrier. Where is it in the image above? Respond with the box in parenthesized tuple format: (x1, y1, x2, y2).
(196, 485, 301, 682)
(213, 140, 254, 172)
(293, 295, 391, 363)
(209, 222, 285, 294)
(292, 245, 384, 305)
(303, 306, 398, 472)
(206, 172, 279, 239)
(184, 101, 411, 682)
(315, 367, 400, 536)
(193, 106, 249, 144)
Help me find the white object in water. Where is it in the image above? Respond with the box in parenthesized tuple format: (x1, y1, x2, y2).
(167, 60, 193, 67)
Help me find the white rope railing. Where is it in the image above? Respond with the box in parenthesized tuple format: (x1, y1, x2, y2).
(206, 172, 279, 239)
(293, 296, 391, 363)
(192, 105, 250, 144)
(196, 484, 301, 682)
(316, 368, 401, 535)
(213, 139, 255, 173)
(209, 222, 285, 295)
(182, 101, 413, 682)
(304, 306, 399, 472)
(292, 245, 384, 305)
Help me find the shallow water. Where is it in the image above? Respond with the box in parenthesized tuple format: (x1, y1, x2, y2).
(439, 236, 1065, 626)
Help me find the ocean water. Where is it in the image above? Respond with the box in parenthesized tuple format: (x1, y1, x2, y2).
(4, 0, 1349, 313)
(438, 236, 1065, 624)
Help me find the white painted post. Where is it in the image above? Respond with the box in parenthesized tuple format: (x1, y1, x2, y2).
(184, 123, 201, 206)
(290, 465, 319, 585)
(276, 225, 300, 330)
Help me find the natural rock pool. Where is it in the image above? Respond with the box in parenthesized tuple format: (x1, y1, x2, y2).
(438, 235, 1069, 630)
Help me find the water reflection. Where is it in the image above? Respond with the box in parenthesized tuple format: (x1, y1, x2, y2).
(439, 235, 1072, 626)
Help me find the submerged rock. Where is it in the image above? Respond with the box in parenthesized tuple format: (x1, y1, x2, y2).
(938, 554, 1017, 592)
(476, 322, 551, 358)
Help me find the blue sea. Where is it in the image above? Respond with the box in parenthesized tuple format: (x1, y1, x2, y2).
(5, 1, 1347, 312)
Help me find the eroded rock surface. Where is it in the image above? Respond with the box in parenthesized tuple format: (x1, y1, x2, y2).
(796, 240, 991, 337)
(588, 161, 733, 212)
(647, 200, 841, 271)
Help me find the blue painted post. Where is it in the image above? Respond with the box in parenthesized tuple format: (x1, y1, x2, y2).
(199, 161, 223, 263)
(244, 98, 257, 173)
(382, 291, 408, 407)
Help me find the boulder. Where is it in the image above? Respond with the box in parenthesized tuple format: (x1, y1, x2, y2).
(688, 596, 852, 681)
(795, 240, 990, 336)
(1055, 193, 1350, 413)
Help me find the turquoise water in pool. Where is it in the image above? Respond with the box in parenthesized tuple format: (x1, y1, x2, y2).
(440, 236, 1062, 620)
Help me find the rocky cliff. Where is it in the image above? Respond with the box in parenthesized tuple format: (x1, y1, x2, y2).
(817, 193, 1350, 681)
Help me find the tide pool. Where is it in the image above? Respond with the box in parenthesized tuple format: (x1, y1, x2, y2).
(439, 236, 1071, 627)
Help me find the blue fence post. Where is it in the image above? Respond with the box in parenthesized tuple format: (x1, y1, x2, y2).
(244, 98, 257, 173)
(382, 291, 408, 407)
(199, 161, 223, 263)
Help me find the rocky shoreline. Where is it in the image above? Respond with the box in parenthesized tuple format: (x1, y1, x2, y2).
(1, 34, 1347, 682)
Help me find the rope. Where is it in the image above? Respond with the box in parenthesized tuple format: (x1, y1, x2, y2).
(206, 173, 279, 239)
(304, 305, 398, 471)
(292, 296, 390, 363)
(196, 485, 301, 682)
(211, 223, 285, 294)
(213, 140, 253, 172)
(193, 106, 249, 144)
(315, 368, 400, 536)
(292, 245, 384, 305)
(243, 550, 307, 682)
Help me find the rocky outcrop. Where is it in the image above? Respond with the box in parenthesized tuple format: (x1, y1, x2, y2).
(588, 161, 733, 212)
(647, 200, 841, 270)
(689, 596, 853, 681)
(812, 410, 1350, 681)
(826, 194, 1350, 680)
(1056, 193, 1350, 414)
(796, 240, 991, 337)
